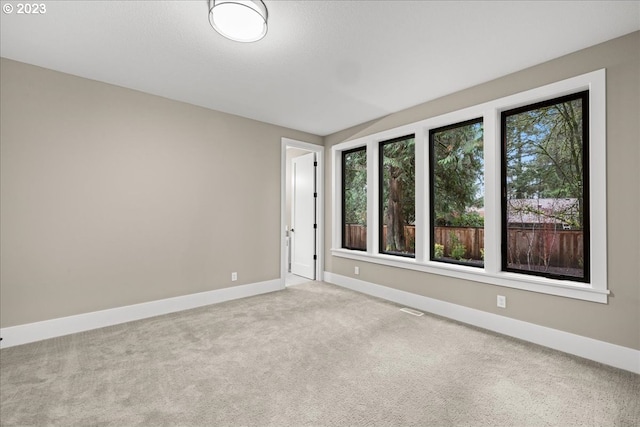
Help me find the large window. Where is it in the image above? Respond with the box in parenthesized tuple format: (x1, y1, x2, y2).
(379, 135, 415, 257)
(332, 70, 606, 303)
(342, 147, 367, 251)
(502, 91, 589, 282)
(430, 119, 484, 267)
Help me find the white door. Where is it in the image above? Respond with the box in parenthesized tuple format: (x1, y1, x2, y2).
(291, 152, 316, 280)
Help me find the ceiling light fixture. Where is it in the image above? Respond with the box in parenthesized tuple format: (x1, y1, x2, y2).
(209, 0, 268, 43)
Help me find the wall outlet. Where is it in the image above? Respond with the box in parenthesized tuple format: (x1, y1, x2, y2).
(231, 272, 238, 281)
(354, 266, 360, 275)
(497, 295, 506, 308)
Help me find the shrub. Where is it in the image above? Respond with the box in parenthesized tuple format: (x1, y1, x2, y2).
(450, 243, 466, 260)
(448, 232, 467, 260)
(434, 243, 444, 258)
(449, 212, 485, 227)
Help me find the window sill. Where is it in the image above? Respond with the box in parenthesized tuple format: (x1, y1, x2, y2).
(330, 248, 608, 303)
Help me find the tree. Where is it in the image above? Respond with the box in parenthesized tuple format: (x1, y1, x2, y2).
(504, 93, 586, 278)
(386, 165, 406, 251)
(382, 137, 415, 253)
(432, 121, 484, 226)
(505, 96, 585, 229)
(344, 149, 367, 226)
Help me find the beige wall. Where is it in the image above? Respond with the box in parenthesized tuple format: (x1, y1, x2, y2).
(0, 58, 322, 327)
(324, 32, 640, 350)
(2, 32, 638, 352)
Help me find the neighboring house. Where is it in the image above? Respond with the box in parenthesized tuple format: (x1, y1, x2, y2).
(507, 198, 579, 229)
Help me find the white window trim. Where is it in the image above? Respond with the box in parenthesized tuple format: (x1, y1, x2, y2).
(331, 69, 608, 303)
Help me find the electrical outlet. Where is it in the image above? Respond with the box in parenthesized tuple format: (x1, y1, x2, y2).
(354, 266, 360, 275)
(497, 295, 506, 308)
(231, 272, 238, 281)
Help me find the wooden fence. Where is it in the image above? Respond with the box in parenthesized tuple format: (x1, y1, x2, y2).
(506, 228, 583, 269)
(343, 224, 583, 268)
(343, 224, 416, 252)
(433, 226, 484, 260)
(343, 223, 367, 250)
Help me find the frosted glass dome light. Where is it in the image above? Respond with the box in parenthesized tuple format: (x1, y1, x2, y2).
(209, 0, 268, 43)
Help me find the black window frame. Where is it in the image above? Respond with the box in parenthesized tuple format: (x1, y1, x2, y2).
(341, 146, 368, 251)
(429, 117, 484, 268)
(378, 134, 416, 258)
(500, 90, 590, 282)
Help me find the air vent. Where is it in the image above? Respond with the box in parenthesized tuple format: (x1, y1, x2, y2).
(400, 307, 424, 316)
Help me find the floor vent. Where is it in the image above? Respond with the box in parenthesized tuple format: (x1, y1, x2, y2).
(400, 307, 424, 316)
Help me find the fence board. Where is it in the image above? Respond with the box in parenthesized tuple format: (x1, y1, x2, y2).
(343, 224, 583, 268)
(343, 224, 367, 250)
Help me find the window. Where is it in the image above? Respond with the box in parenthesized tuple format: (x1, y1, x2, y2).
(379, 135, 415, 257)
(332, 70, 606, 303)
(430, 119, 484, 267)
(342, 147, 367, 251)
(501, 91, 589, 282)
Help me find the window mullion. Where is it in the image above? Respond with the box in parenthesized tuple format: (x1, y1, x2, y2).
(483, 111, 501, 274)
(367, 140, 378, 255)
(333, 148, 342, 250)
(414, 128, 426, 262)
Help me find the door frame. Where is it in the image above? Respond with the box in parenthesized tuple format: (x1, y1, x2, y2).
(280, 138, 324, 287)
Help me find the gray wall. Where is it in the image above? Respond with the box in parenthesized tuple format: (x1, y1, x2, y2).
(324, 32, 640, 350)
(0, 58, 322, 327)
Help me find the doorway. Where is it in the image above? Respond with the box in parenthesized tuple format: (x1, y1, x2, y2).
(281, 138, 324, 287)
(291, 152, 316, 280)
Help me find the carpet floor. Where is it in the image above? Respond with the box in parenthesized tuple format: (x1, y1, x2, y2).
(1, 282, 638, 426)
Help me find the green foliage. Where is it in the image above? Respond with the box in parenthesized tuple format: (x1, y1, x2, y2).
(448, 212, 484, 227)
(504, 96, 585, 227)
(382, 137, 415, 225)
(434, 243, 444, 259)
(343, 149, 367, 225)
(480, 248, 485, 261)
(432, 121, 484, 226)
(382, 137, 415, 253)
(450, 242, 467, 261)
(448, 233, 467, 260)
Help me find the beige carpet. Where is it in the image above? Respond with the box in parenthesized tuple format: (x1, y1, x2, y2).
(1, 282, 638, 426)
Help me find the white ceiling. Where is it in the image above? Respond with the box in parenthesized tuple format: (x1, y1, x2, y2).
(1, 1, 639, 136)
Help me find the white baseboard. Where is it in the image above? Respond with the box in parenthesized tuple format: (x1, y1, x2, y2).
(324, 272, 640, 375)
(0, 279, 284, 349)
